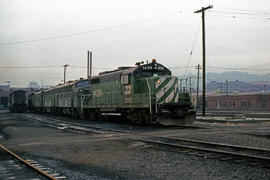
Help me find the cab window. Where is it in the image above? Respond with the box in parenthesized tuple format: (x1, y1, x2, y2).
(121, 74, 130, 85)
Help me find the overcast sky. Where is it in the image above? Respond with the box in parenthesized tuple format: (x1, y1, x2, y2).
(0, 0, 270, 87)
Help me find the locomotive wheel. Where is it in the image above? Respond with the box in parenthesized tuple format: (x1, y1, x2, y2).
(88, 110, 102, 121)
(127, 109, 153, 125)
(78, 109, 86, 119)
(88, 111, 96, 121)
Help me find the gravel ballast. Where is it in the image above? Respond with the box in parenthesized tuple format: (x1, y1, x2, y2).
(1, 110, 270, 179)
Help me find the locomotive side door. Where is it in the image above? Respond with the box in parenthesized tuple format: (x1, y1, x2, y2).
(121, 73, 132, 105)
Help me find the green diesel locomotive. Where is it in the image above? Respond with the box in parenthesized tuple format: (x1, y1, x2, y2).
(29, 60, 195, 125)
(28, 78, 90, 117)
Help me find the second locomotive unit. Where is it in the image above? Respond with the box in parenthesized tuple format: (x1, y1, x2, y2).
(28, 60, 195, 125)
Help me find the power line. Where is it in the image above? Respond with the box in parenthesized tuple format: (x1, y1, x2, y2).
(172, 65, 270, 71)
(70, 65, 111, 70)
(183, 19, 201, 77)
(207, 14, 270, 21)
(208, 8, 270, 20)
(216, 5, 270, 14)
(1, 64, 270, 71)
(0, 11, 181, 47)
(0, 65, 62, 69)
(169, 66, 194, 69)
(0, 65, 112, 70)
(211, 10, 270, 16)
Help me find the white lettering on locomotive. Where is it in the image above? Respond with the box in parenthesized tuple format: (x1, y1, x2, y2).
(93, 89, 102, 97)
(125, 85, 131, 95)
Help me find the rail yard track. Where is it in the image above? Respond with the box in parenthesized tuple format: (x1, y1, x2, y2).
(140, 137, 270, 166)
(21, 113, 270, 167)
(0, 144, 66, 180)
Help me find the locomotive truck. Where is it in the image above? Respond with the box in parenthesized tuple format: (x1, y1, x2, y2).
(28, 60, 195, 125)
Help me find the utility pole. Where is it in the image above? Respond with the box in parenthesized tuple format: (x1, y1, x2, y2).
(220, 82, 223, 94)
(185, 78, 188, 93)
(87, 51, 93, 78)
(180, 79, 183, 93)
(63, 64, 69, 84)
(195, 64, 201, 108)
(189, 77, 192, 96)
(225, 80, 228, 95)
(194, 5, 213, 116)
(89, 51, 92, 78)
(87, 51, 89, 78)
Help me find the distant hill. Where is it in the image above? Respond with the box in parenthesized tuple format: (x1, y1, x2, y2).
(206, 71, 270, 82)
(176, 71, 270, 82)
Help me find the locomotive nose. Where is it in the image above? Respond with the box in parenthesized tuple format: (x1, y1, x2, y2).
(155, 76, 178, 104)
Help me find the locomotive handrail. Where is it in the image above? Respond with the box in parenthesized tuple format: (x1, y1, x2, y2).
(81, 95, 84, 116)
(146, 78, 152, 113)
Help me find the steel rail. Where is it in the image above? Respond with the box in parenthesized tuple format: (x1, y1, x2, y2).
(23, 113, 130, 134)
(0, 144, 58, 180)
(139, 139, 270, 162)
(23, 113, 270, 163)
(23, 113, 205, 133)
(162, 136, 270, 153)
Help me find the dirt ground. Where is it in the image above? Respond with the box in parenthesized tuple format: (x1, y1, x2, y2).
(1, 110, 270, 180)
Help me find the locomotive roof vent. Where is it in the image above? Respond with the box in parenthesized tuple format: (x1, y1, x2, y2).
(117, 66, 132, 70)
(135, 61, 144, 66)
(99, 70, 114, 75)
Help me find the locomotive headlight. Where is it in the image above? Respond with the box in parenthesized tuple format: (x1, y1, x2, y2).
(157, 80, 161, 84)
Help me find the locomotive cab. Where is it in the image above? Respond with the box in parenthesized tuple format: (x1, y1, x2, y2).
(131, 60, 196, 124)
(74, 79, 91, 95)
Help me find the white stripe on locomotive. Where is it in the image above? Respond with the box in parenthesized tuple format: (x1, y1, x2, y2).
(174, 81, 179, 102)
(155, 77, 166, 89)
(165, 90, 174, 103)
(156, 77, 175, 103)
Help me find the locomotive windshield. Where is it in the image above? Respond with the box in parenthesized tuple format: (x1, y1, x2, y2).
(75, 80, 90, 87)
(133, 63, 171, 79)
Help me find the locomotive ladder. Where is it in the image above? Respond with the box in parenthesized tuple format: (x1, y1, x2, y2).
(146, 79, 158, 115)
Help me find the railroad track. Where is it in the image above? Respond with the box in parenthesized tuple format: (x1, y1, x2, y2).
(22, 113, 129, 134)
(22, 113, 270, 167)
(0, 144, 66, 179)
(139, 137, 270, 166)
(22, 113, 207, 133)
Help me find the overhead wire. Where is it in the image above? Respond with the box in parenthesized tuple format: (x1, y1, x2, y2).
(208, 6, 270, 20)
(215, 5, 270, 14)
(70, 65, 111, 70)
(0, 65, 113, 70)
(207, 14, 270, 20)
(0, 11, 182, 47)
(183, 19, 201, 78)
(1, 64, 270, 71)
(211, 10, 270, 16)
(0, 65, 62, 69)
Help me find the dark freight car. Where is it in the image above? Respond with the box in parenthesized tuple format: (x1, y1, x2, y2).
(8, 90, 27, 112)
